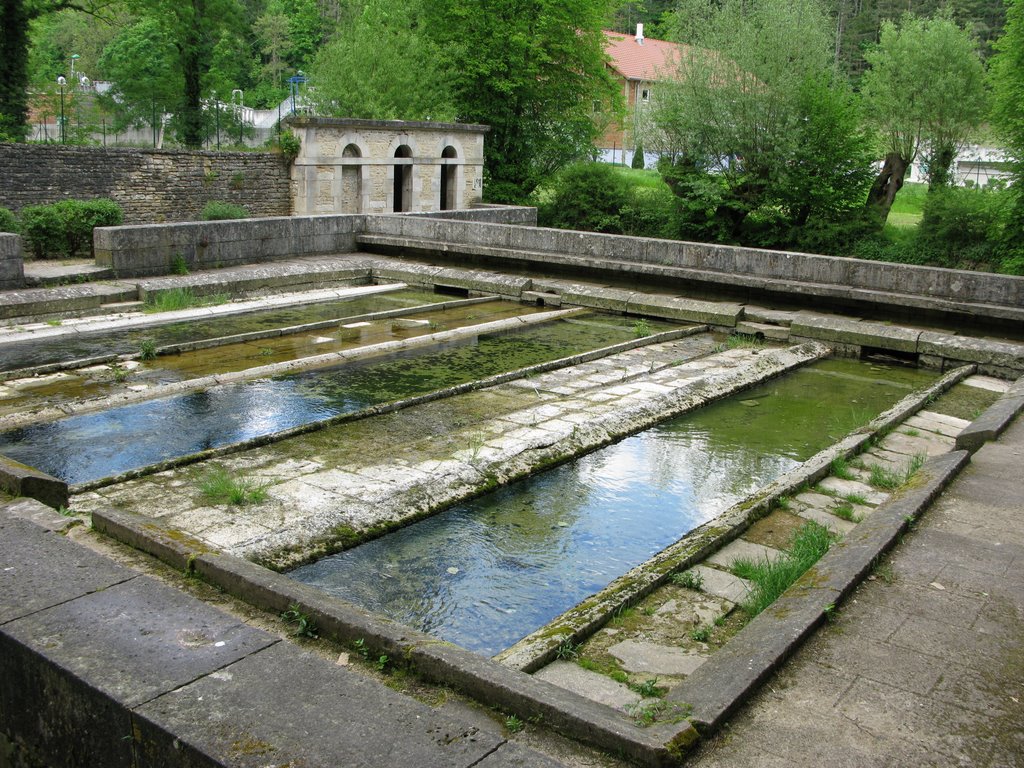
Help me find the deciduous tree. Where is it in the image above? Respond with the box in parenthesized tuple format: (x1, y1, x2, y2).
(861, 13, 987, 220)
(424, 0, 621, 202)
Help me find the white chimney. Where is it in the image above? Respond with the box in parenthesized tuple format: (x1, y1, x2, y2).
(636, 23, 645, 45)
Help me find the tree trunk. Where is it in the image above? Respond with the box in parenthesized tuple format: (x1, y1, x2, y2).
(865, 151, 908, 224)
(179, 0, 206, 149)
(0, 0, 31, 140)
(927, 143, 956, 190)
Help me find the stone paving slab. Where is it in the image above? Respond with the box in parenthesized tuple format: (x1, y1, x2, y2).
(705, 539, 784, 570)
(877, 429, 953, 458)
(608, 639, 708, 676)
(903, 412, 966, 438)
(961, 373, 1011, 392)
(3, 575, 277, 708)
(133, 641, 521, 768)
(816, 477, 887, 505)
(534, 661, 641, 711)
(690, 565, 752, 604)
(0, 508, 133, 625)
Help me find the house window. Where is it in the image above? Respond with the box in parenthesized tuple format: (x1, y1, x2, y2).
(641, 89, 650, 102)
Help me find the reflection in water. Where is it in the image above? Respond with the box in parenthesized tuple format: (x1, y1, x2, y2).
(0, 316, 653, 484)
(291, 359, 936, 656)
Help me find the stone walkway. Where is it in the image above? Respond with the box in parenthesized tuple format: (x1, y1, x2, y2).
(685, 410, 1024, 766)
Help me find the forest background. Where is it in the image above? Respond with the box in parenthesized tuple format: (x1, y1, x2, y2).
(1, 0, 1021, 272)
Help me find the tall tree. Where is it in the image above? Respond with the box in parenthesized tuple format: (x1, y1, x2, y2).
(989, 0, 1024, 260)
(308, 0, 455, 121)
(1, 0, 110, 141)
(861, 13, 987, 220)
(424, 0, 621, 203)
(648, 0, 873, 242)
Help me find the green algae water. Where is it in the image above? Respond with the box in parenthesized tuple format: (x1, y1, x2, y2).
(0, 301, 549, 416)
(290, 359, 936, 657)
(0, 287, 443, 372)
(0, 314, 674, 484)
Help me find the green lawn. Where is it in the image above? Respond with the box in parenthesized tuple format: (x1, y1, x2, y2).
(886, 181, 927, 229)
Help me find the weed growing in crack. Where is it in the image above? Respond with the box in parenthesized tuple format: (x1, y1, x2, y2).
(281, 604, 318, 638)
(671, 570, 704, 591)
(199, 466, 268, 506)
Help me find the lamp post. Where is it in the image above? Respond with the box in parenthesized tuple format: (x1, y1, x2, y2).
(212, 90, 220, 150)
(57, 76, 66, 143)
(288, 71, 307, 115)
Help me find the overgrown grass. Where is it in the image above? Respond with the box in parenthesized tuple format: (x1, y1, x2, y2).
(885, 182, 928, 230)
(868, 453, 927, 490)
(732, 521, 838, 618)
(830, 456, 856, 481)
(144, 288, 229, 313)
(199, 466, 268, 505)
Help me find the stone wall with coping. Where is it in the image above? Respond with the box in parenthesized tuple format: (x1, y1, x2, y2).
(0, 235, 25, 290)
(94, 215, 366, 277)
(289, 118, 487, 216)
(0, 144, 292, 224)
(360, 216, 1024, 311)
(412, 205, 538, 226)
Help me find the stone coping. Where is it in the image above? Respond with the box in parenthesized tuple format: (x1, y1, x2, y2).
(955, 374, 1024, 453)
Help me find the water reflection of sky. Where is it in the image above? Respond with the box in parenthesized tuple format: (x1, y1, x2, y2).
(0, 316, 644, 484)
(291, 359, 937, 657)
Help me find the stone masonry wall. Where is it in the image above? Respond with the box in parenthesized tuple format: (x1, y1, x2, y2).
(0, 235, 24, 289)
(0, 144, 291, 224)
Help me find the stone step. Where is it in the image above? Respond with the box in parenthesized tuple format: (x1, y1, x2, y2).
(736, 320, 791, 340)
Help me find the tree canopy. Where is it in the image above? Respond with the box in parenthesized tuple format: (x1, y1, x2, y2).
(423, 0, 621, 203)
(861, 13, 987, 219)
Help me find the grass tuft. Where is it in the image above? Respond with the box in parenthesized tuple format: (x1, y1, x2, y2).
(199, 466, 268, 506)
(732, 521, 838, 618)
(145, 288, 229, 313)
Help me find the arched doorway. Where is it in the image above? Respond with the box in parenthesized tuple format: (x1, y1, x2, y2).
(440, 145, 458, 210)
(393, 144, 413, 212)
(342, 143, 362, 213)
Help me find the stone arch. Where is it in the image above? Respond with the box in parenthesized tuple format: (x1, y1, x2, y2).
(393, 144, 413, 212)
(440, 145, 458, 211)
(342, 143, 363, 213)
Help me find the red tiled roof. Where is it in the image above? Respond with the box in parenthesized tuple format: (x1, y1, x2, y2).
(604, 31, 684, 82)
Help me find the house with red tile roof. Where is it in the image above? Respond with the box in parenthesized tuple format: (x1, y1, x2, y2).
(598, 26, 684, 166)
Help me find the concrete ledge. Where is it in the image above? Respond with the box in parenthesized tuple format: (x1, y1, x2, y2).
(955, 375, 1024, 453)
(667, 450, 971, 732)
(3, 497, 78, 532)
(919, 331, 1024, 375)
(0, 454, 69, 509)
(789, 314, 921, 354)
(91, 508, 213, 572)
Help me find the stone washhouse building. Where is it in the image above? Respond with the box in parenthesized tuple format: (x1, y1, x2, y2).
(288, 117, 488, 215)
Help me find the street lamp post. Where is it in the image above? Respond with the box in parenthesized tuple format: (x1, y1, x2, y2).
(57, 76, 66, 143)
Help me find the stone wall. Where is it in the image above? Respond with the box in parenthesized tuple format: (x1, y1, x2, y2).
(0, 144, 292, 224)
(289, 118, 487, 215)
(0, 235, 24, 289)
(360, 216, 1024, 313)
(94, 215, 366, 277)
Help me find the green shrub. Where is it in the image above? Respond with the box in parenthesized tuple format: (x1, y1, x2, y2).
(537, 162, 631, 233)
(20, 199, 122, 259)
(0, 207, 19, 234)
(621, 184, 677, 239)
(916, 186, 1009, 268)
(202, 201, 249, 221)
(631, 144, 645, 170)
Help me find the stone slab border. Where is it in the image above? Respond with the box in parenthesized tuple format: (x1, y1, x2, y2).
(0, 234, 24, 290)
(70, 324, 709, 493)
(667, 449, 971, 731)
(495, 365, 974, 672)
(955, 374, 1024, 453)
(89, 508, 697, 766)
(0, 454, 69, 509)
